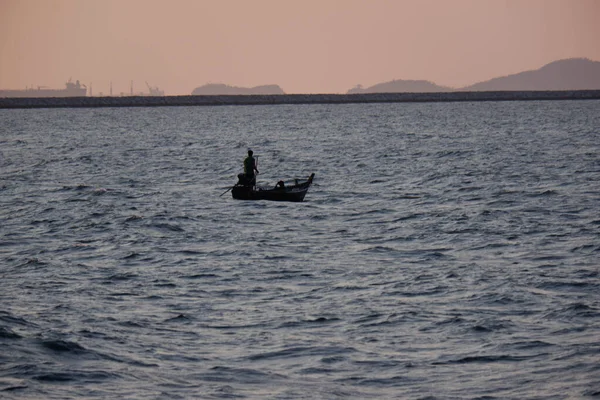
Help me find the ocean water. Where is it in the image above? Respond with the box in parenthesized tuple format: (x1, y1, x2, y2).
(1, 100, 599, 399)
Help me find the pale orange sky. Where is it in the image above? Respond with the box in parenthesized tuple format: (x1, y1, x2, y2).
(1, 0, 598, 95)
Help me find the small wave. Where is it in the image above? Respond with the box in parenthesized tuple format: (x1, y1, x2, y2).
(432, 354, 530, 365)
(142, 295, 164, 300)
(92, 188, 110, 197)
(278, 317, 341, 328)
(470, 325, 493, 333)
(336, 375, 416, 388)
(200, 366, 287, 384)
(470, 319, 514, 333)
(321, 355, 347, 364)
(33, 373, 74, 382)
(33, 370, 120, 383)
(332, 284, 368, 291)
(355, 315, 407, 328)
(165, 314, 191, 322)
(58, 184, 91, 191)
(543, 302, 600, 320)
(467, 292, 524, 306)
(177, 249, 205, 255)
(504, 340, 555, 351)
(105, 272, 138, 282)
(537, 280, 598, 291)
(0, 378, 28, 392)
(389, 286, 448, 298)
(354, 313, 385, 324)
(298, 366, 338, 375)
(105, 292, 139, 298)
(527, 189, 559, 197)
(469, 242, 514, 250)
(247, 345, 355, 361)
(0, 326, 22, 339)
(582, 388, 600, 397)
(360, 245, 398, 253)
(571, 244, 600, 254)
(528, 254, 567, 262)
(116, 319, 149, 329)
(574, 269, 599, 279)
(264, 254, 291, 260)
(419, 316, 472, 333)
(66, 197, 89, 203)
(18, 258, 47, 267)
(123, 252, 140, 259)
(150, 223, 185, 232)
(153, 280, 176, 288)
(39, 339, 91, 355)
(184, 273, 220, 279)
(0, 312, 35, 327)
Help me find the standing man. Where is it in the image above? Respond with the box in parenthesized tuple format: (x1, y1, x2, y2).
(244, 149, 259, 186)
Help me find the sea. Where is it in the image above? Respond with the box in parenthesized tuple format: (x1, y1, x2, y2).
(1, 100, 599, 399)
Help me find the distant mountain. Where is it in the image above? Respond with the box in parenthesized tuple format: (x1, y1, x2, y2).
(461, 58, 600, 91)
(189, 58, 600, 95)
(344, 58, 600, 94)
(192, 83, 285, 95)
(347, 79, 452, 94)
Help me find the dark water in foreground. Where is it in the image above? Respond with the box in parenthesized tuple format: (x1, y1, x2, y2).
(1, 101, 599, 399)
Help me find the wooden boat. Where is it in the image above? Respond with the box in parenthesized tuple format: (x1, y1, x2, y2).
(232, 173, 315, 202)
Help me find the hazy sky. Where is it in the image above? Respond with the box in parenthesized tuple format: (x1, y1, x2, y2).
(1, 0, 599, 95)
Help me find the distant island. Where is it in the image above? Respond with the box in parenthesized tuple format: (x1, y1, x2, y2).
(3, 58, 600, 108)
(347, 58, 600, 93)
(191, 83, 285, 95)
(187, 58, 600, 95)
(460, 58, 600, 91)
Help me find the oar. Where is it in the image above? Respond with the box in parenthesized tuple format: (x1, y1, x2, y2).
(219, 186, 234, 197)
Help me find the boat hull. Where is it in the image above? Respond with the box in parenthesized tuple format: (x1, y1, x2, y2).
(232, 173, 314, 202)
(232, 186, 308, 202)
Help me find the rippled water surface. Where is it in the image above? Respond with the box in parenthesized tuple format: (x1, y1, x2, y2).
(1, 101, 599, 399)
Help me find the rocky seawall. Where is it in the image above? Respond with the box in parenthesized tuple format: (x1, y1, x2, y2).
(1, 90, 600, 109)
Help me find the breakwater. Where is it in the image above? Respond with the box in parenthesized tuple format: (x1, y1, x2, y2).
(1, 90, 600, 109)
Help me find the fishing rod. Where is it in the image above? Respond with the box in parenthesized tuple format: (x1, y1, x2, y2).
(219, 186, 233, 197)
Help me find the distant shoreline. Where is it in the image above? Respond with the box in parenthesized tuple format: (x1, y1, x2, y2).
(1, 90, 600, 109)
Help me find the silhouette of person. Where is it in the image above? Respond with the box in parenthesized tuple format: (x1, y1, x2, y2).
(243, 149, 259, 185)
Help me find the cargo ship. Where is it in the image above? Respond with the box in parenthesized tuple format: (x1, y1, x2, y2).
(0, 79, 87, 98)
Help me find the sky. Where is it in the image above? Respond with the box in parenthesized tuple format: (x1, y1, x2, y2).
(1, 0, 599, 95)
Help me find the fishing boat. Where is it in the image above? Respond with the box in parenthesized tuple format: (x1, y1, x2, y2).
(232, 173, 315, 202)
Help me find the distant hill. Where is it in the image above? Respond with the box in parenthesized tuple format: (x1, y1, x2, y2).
(461, 58, 600, 91)
(192, 83, 285, 95)
(189, 58, 600, 95)
(347, 79, 452, 94)
(344, 58, 600, 93)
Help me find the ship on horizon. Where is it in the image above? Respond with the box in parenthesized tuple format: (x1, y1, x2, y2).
(0, 79, 87, 98)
